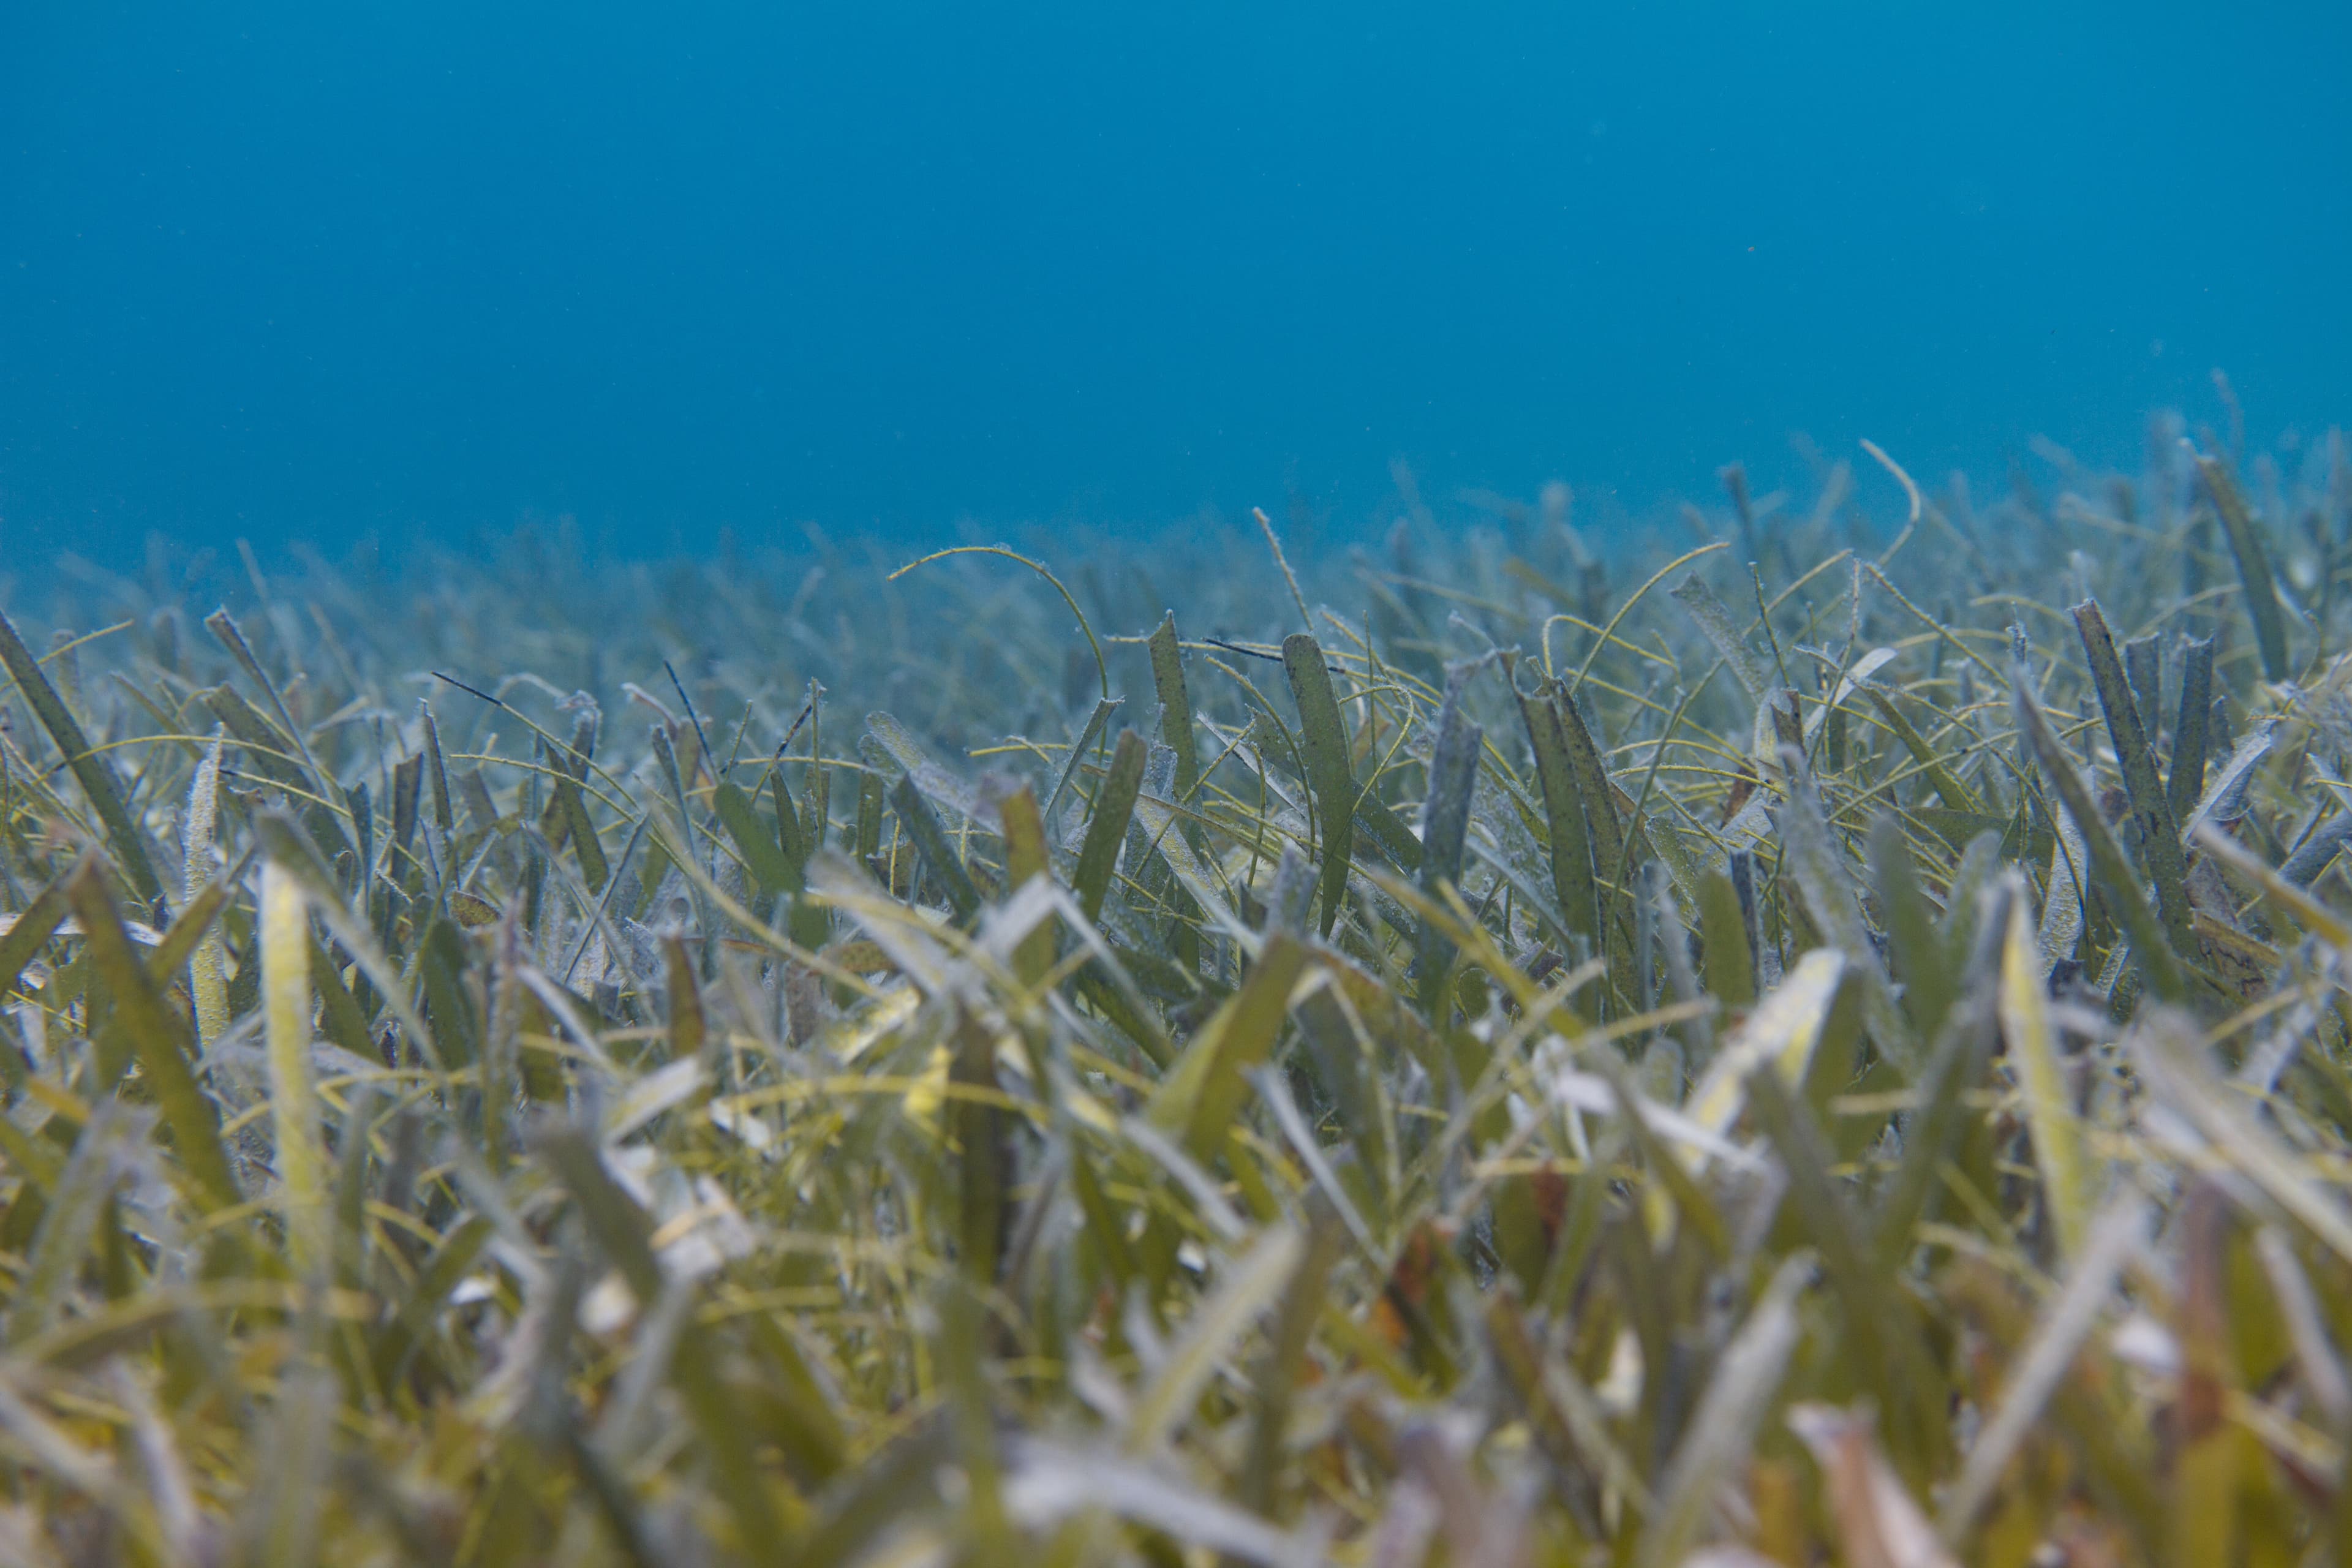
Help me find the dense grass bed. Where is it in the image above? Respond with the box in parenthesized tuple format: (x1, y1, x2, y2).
(3, 424, 2352, 1566)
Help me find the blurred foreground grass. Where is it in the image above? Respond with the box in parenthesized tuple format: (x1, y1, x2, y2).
(3, 424, 2352, 1565)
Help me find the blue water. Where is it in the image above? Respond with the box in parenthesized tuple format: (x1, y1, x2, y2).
(4, 2, 2346, 565)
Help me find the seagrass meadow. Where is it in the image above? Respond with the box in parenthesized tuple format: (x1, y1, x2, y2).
(5, 425, 2352, 1568)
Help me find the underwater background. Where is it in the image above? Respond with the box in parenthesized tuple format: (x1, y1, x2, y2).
(2, 0, 2346, 565)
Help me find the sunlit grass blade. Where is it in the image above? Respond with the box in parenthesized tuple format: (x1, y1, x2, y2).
(1997, 876, 2095, 1262)
(184, 728, 231, 1046)
(262, 859, 332, 1279)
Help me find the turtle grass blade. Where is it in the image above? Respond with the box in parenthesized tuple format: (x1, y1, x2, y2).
(551, 768, 608, 892)
(2011, 674, 2190, 1004)
(1638, 1255, 1812, 1568)
(0, 873, 69, 1003)
(7, 1104, 141, 1347)
(197, 682, 305, 790)
(262, 861, 333, 1280)
(252, 809, 444, 1074)
(64, 858, 242, 1212)
(1147, 612, 1200, 812)
(420, 700, 456, 834)
(1415, 699, 1480, 1017)
(891, 771, 982, 924)
(1997, 878, 2095, 1264)
(202, 607, 319, 784)
(1873, 878, 2010, 1268)
(950, 1008, 1008, 1286)
(1695, 866, 1754, 1009)
(1238, 1211, 1341, 1518)
(1668, 570, 1770, 703)
(1550, 688, 1628, 927)
(2195, 447, 2291, 680)
(533, 1123, 786, 1547)
(1042, 695, 1123, 827)
(1746, 1057, 1948, 1488)
(1861, 684, 1983, 815)
(198, 681, 353, 863)
(1146, 934, 1308, 1159)
(2184, 721, 2275, 843)
(2169, 633, 2216, 826)
(1869, 812, 1949, 1038)
(1124, 1221, 1302, 1453)
(1281, 633, 1360, 937)
(2195, 821, 2352, 948)
(1940, 1193, 2152, 1544)
(714, 778, 799, 898)
(1072, 728, 1147, 923)
(368, 1213, 494, 1390)
(1484, 1288, 1633, 1538)
(2073, 598, 2196, 961)
(1518, 688, 1601, 953)
(1352, 791, 1425, 873)
(0, 608, 165, 910)
(2134, 1007, 2352, 1269)
(2123, 631, 2163, 739)
(183, 733, 232, 1046)
(1779, 768, 1917, 1074)
(998, 783, 1054, 988)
